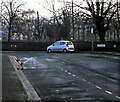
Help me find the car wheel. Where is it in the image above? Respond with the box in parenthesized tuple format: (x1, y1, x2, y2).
(47, 49, 52, 53)
(63, 49, 67, 53)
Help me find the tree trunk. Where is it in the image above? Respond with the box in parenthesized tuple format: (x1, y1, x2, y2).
(98, 30, 105, 42)
(96, 20, 106, 42)
(8, 22, 12, 42)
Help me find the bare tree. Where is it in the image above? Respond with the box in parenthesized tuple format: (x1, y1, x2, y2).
(116, 0, 120, 40)
(65, 0, 119, 42)
(21, 9, 35, 41)
(1, 0, 24, 42)
(80, 0, 118, 42)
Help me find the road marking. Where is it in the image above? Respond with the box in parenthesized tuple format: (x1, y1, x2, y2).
(88, 82, 91, 84)
(68, 72, 71, 75)
(115, 96, 120, 99)
(70, 97, 73, 99)
(96, 73, 100, 76)
(57, 66, 118, 100)
(96, 86, 102, 90)
(56, 90, 59, 93)
(72, 74, 76, 77)
(105, 90, 112, 95)
(65, 70, 68, 73)
(72, 83, 75, 85)
(82, 79, 86, 82)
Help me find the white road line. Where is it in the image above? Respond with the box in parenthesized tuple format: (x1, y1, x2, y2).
(96, 86, 102, 90)
(56, 90, 59, 93)
(115, 96, 120, 99)
(60, 68, 63, 70)
(72, 74, 76, 77)
(105, 90, 112, 95)
(82, 79, 86, 82)
(96, 73, 100, 76)
(57, 66, 117, 99)
(68, 72, 71, 75)
(70, 97, 73, 99)
(65, 70, 67, 73)
(88, 82, 91, 84)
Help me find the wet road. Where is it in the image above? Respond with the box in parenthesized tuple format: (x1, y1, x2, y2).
(3, 51, 120, 101)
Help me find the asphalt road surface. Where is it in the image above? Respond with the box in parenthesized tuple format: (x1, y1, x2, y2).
(4, 51, 120, 101)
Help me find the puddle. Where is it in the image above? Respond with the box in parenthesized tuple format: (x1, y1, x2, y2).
(20, 57, 47, 69)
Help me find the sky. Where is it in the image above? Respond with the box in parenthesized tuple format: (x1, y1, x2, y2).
(16, 0, 83, 18)
(2, 0, 117, 18)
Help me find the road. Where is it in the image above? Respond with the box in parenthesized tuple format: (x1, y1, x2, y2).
(3, 51, 120, 101)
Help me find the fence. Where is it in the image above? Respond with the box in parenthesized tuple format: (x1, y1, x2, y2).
(2, 41, 120, 51)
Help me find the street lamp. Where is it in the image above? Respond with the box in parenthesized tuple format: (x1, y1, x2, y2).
(72, 0, 74, 40)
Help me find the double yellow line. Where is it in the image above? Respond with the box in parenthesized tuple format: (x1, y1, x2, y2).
(12, 56, 27, 70)
(9, 55, 42, 101)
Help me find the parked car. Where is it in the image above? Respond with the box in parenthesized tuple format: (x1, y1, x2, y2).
(47, 40, 74, 53)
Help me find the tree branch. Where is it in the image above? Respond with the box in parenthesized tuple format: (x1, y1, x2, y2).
(1, 14, 9, 24)
(96, 2, 100, 16)
(107, 8, 118, 29)
(101, 1, 104, 16)
(103, 2, 117, 18)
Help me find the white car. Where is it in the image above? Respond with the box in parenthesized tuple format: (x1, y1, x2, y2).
(47, 40, 74, 53)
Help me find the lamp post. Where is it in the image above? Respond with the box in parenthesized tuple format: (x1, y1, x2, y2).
(117, 0, 119, 41)
(71, 0, 74, 40)
(91, 10, 94, 52)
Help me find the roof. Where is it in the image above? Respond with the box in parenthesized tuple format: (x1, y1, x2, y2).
(58, 40, 72, 42)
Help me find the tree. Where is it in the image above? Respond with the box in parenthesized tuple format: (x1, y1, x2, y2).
(69, 0, 118, 42)
(1, 0, 24, 42)
(21, 9, 35, 41)
(116, 0, 120, 41)
(39, 0, 71, 41)
(82, 0, 118, 42)
(60, 9, 71, 40)
(44, 22, 54, 39)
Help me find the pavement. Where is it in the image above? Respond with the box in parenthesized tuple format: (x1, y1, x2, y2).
(1, 51, 120, 101)
(0, 53, 2, 102)
(2, 55, 28, 101)
(94, 52, 120, 56)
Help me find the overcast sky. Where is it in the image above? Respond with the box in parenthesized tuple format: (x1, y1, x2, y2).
(1, 0, 117, 18)
(16, 0, 83, 18)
